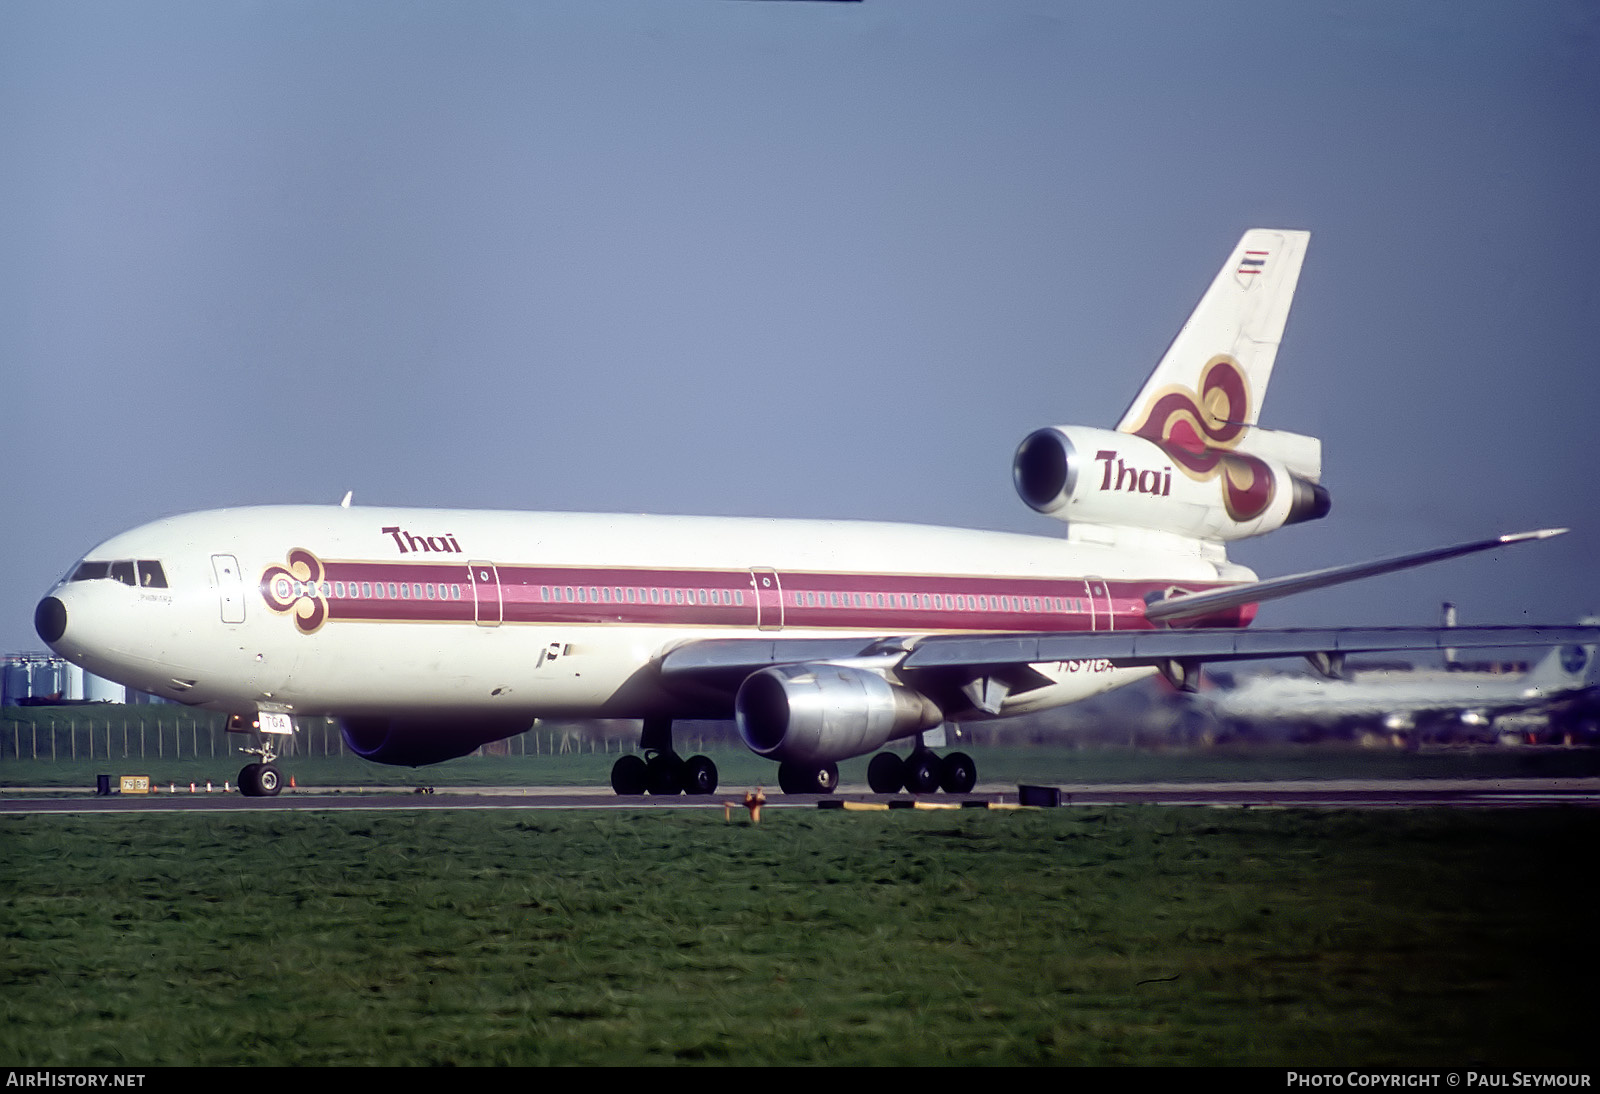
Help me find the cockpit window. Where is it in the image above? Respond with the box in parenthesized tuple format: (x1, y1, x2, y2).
(69, 559, 168, 587)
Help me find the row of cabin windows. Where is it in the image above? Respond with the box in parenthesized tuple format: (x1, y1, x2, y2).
(279, 580, 465, 602)
(792, 590, 1088, 613)
(70, 560, 168, 588)
(272, 577, 1095, 615)
(541, 585, 746, 606)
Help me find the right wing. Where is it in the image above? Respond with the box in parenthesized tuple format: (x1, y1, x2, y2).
(661, 625, 1600, 699)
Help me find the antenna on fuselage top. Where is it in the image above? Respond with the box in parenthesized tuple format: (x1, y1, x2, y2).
(340, 491, 353, 508)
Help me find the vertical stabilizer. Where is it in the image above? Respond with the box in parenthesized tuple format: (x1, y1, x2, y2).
(1523, 620, 1599, 691)
(1117, 229, 1310, 438)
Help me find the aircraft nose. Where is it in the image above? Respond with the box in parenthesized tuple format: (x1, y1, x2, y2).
(35, 596, 67, 645)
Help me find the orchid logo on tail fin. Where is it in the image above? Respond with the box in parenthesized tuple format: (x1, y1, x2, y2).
(1124, 356, 1275, 522)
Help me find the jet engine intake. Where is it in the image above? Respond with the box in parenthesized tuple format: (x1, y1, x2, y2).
(735, 663, 943, 766)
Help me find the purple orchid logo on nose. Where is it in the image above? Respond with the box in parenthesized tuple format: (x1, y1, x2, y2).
(261, 549, 328, 634)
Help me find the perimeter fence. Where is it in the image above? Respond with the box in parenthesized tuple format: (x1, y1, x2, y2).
(0, 706, 734, 763)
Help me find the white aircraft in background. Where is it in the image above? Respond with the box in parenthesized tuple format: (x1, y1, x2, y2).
(1202, 623, 1599, 744)
(34, 229, 1595, 796)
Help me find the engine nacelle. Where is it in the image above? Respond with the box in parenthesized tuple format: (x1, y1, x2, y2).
(1013, 425, 1329, 542)
(340, 714, 533, 767)
(736, 663, 943, 766)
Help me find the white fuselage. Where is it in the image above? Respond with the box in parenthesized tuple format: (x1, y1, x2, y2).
(1211, 669, 1575, 726)
(41, 505, 1253, 723)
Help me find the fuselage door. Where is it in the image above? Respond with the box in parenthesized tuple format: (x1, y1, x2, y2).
(750, 568, 784, 632)
(469, 561, 502, 627)
(212, 554, 246, 624)
(1087, 577, 1114, 632)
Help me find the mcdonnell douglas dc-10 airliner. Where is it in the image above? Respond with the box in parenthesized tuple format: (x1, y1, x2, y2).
(33, 230, 1594, 796)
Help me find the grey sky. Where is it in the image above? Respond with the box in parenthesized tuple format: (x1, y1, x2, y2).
(4, 1, 1598, 654)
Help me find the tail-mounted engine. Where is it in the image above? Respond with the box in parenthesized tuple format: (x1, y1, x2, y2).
(736, 663, 943, 766)
(1013, 425, 1329, 542)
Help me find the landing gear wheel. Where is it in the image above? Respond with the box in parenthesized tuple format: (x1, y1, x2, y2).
(238, 763, 261, 796)
(611, 754, 648, 795)
(778, 762, 839, 795)
(645, 753, 684, 795)
(681, 755, 719, 795)
(256, 764, 283, 797)
(903, 752, 941, 795)
(867, 752, 906, 794)
(939, 751, 977, 795)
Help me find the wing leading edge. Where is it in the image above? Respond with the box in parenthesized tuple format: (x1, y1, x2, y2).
(661, 625, 1600, 684)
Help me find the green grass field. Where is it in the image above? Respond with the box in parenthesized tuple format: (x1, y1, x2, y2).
(2, 806, 1593, 1066)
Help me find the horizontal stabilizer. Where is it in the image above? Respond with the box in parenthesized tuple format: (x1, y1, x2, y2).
(1143, 529, 1567, 624)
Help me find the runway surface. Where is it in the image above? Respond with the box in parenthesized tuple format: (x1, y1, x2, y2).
(3, 778, 1598, 814)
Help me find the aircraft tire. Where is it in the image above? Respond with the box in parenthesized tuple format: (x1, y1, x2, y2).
(645, 753, 684, 795)
(778, 762, 838, 795)
(867, 752, 905, 794)
(903, 753, 941, 795)
(939, 752, 977, 795)
(238, 763, 261, 797)
(610, 754, 648, 795)
(682, 755, 718, 795)
(257, 765, 283, 797)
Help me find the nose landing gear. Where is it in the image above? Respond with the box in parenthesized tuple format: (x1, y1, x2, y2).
(238, 761, 282, 797)
(227, 712, 291, 797)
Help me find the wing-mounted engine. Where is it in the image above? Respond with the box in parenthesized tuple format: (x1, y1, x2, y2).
(1013, 425, 1329, 543)
(735, 662, 943, 766)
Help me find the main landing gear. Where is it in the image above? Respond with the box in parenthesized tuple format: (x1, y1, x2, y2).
(610, 717, 719, 796)
(866, 748, 978, 795)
